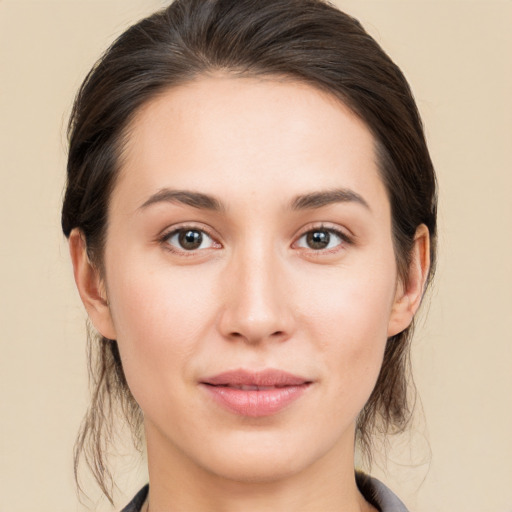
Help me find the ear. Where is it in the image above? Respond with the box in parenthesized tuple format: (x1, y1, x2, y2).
(69, 228, 117, 340)
(387, 224, 431, 337)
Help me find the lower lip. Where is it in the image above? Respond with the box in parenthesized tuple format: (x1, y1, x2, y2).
(201, 384, 310, 417)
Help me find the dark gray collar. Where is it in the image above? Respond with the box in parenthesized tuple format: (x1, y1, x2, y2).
(356, 472, 409, 512)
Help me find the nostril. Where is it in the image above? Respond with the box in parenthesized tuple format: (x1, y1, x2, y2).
(227, 330, 287, 343)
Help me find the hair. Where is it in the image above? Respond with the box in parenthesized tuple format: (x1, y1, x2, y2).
(62, 0, 437, 504)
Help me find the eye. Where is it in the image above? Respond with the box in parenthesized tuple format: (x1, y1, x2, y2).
(165, 228, 217, 251)
(295, 228, 347, 251)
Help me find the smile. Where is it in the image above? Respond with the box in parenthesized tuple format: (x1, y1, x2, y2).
(200, 369, 313, 417)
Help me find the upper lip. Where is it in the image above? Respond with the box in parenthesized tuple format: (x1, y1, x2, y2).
(201, 369, 311, 387)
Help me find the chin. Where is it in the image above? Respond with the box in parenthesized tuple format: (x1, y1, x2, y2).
(192, 429, 334, 485)
(205, 451, 305, 484)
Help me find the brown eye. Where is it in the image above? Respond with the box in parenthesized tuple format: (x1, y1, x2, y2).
(296, 228, 345, 251)
(306, 230, 330, 249)
(179, 230, 203, 250)
(166, 229, 215, 251)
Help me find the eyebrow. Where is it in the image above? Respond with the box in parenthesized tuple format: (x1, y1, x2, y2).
(139, 188, 224, 212)
(138, 187, 369, 213)
(290, 188, 370, 211)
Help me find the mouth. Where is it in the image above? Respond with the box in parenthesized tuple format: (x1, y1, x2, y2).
(200, 369, 313, 417)
(210, 384, 294, 390)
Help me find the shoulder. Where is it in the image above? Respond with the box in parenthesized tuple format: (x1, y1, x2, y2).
(356, 472, 409, 512)
(120, 484, 149, 512)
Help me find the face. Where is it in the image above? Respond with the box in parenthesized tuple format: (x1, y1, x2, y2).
(87, 76, 415, 483)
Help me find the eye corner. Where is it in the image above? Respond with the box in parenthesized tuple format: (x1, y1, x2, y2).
(158, 224, 223, 255)
(292, 224, 353, 254)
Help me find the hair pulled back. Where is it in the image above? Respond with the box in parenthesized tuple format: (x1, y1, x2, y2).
(62, 0, 437, 503)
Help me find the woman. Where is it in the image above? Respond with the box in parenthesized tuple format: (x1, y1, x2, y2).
(62, 0, 437, 510)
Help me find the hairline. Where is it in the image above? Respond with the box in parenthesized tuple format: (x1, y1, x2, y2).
(96, 69, 408, 279)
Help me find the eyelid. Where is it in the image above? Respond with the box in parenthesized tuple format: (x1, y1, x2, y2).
(158, 223, 222, 254)
(292, 223, 353, 252)
(156, 222, 352, 255)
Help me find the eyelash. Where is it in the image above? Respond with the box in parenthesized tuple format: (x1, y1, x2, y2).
(158, 224, 220, 256)
(294, 224, 353, 254)
(158, 224, 353, 255)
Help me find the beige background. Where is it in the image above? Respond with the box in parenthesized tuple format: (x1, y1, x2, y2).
(1, 0, 511, 511)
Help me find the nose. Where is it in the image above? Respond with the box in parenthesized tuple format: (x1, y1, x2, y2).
(217, 244, 295, 345)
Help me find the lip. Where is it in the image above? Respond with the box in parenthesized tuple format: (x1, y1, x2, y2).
(200, 369, 312, 417)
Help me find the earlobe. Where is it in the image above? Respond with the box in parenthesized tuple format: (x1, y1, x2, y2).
(69, 229, 117, 340)
(387, 224, 430, 337)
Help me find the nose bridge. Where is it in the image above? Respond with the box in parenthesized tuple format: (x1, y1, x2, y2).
(218, 236, 293, 343)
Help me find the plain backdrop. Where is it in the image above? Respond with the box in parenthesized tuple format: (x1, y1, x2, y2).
(1, 1, 511, 511)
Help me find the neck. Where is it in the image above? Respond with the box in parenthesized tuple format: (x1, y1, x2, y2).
(144, 422, 375, 512)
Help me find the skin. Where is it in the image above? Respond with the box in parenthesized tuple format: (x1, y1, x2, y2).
(70, 76, 429, 512)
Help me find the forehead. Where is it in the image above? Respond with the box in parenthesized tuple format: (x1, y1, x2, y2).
(114, 75, 388, 216)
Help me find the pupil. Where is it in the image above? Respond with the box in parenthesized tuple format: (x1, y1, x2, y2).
(307, 230, 330, 249)
(179, 230, 202, 250)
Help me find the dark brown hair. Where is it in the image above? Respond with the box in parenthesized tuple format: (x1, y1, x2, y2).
(62, 0, 437, 503)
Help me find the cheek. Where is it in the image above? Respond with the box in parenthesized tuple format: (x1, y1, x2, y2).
(105, 260, 218, 405)
(300, 260, 396, 406)
(303, 259, 396, 343)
